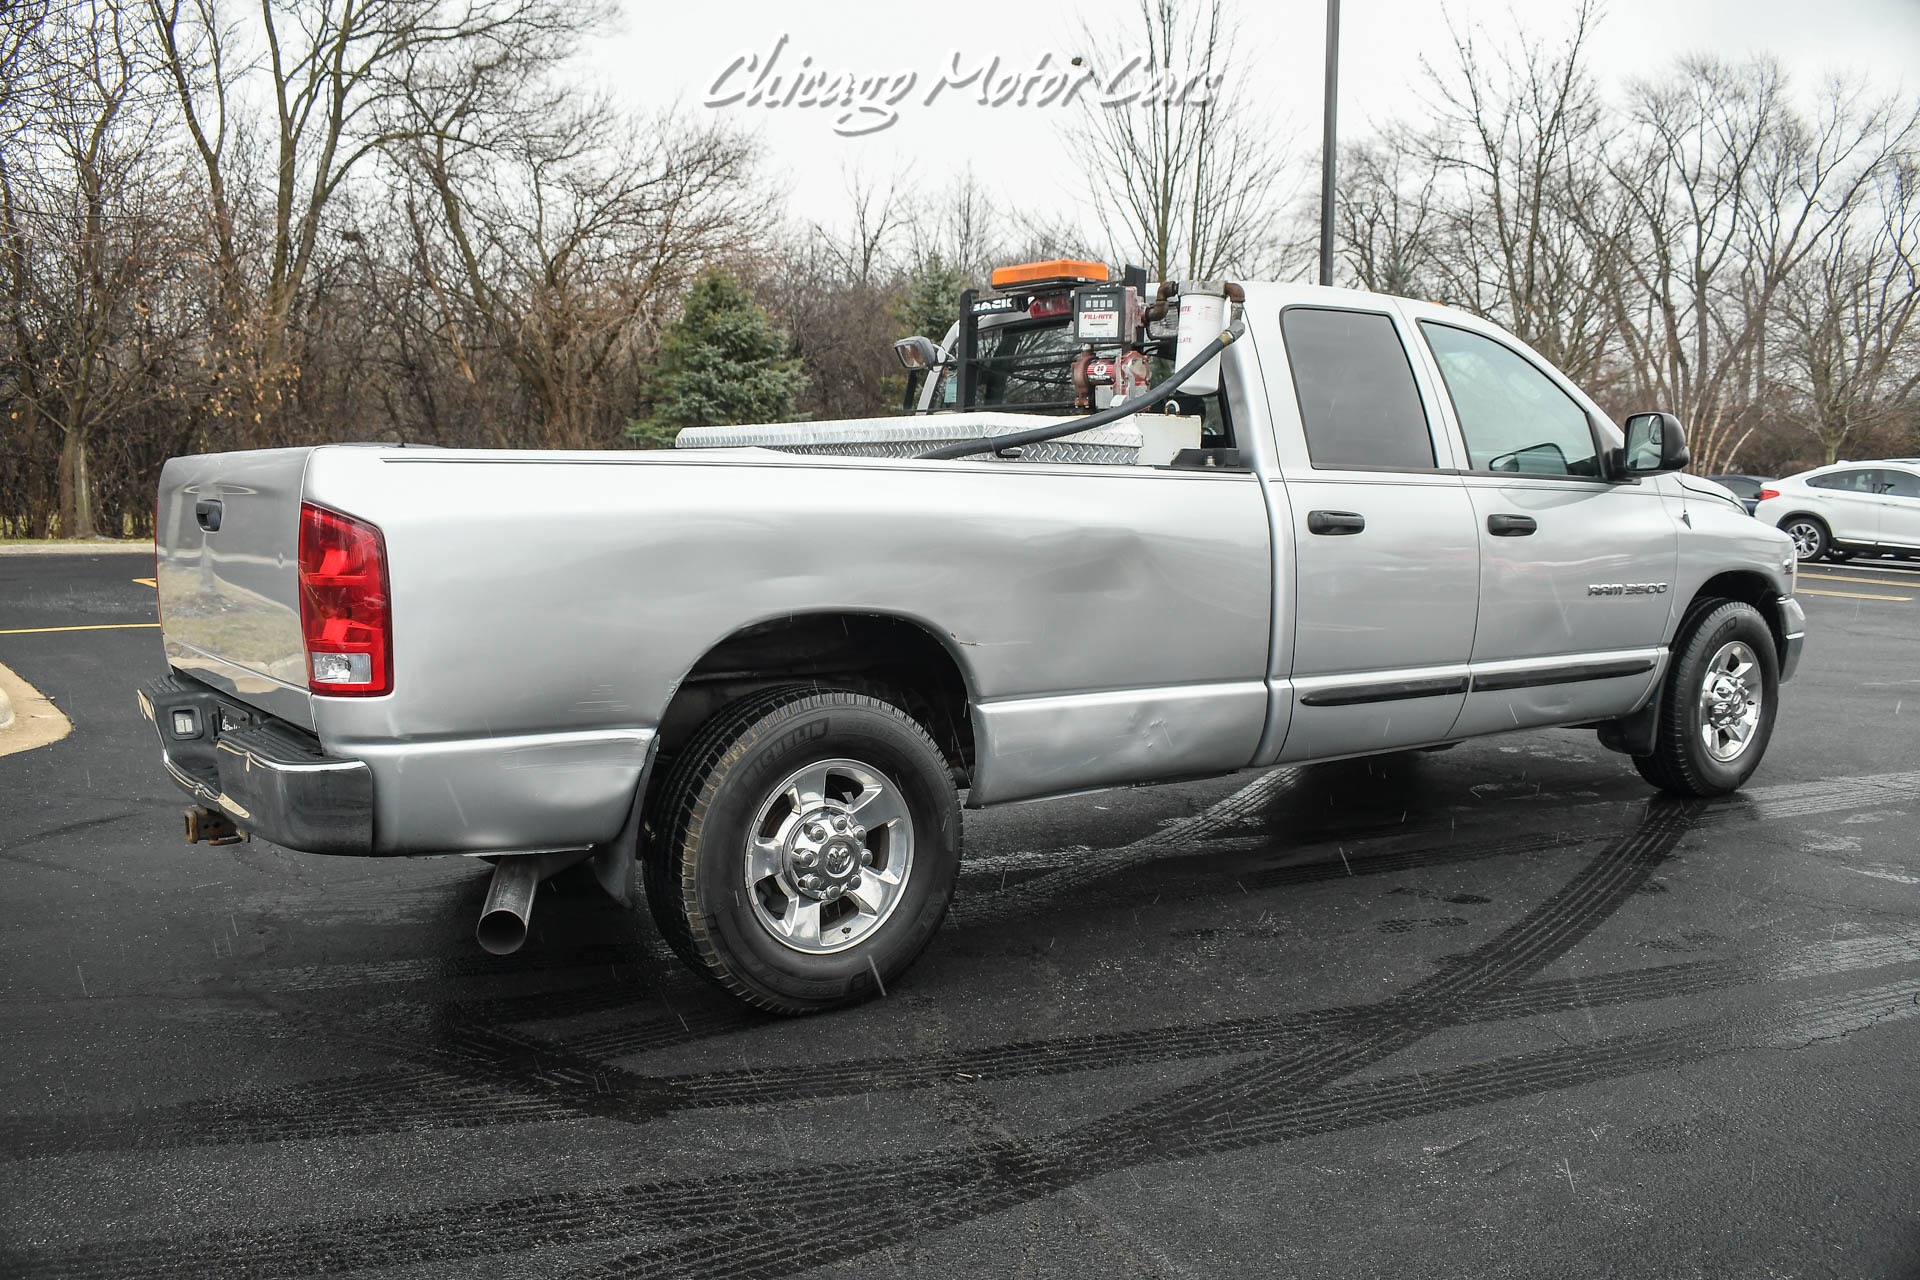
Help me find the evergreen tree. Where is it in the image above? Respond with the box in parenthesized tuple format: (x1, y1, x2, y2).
(893, 253, 967, 347)
(630, 272, 806, 447)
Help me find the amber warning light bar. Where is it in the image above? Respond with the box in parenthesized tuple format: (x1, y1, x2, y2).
(988, 259, 1110, 289)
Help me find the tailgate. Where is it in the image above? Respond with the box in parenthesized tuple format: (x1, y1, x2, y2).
(156, 447, 316, 729)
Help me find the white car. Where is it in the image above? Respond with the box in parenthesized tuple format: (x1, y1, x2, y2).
(1752, 459, 1920, 562)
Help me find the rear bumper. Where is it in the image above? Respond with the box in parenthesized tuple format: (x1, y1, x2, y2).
(139, 675, 374, 856)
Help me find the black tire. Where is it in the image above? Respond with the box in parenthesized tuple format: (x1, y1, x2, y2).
(1826, 547, 1856, 563)
(1632, 600, 1779, 797)
(1778, 515, 1829, 562)
(642, 687, 960, 1014)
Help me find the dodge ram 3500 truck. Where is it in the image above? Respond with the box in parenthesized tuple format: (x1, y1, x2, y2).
(140, 280, 1805, 1014)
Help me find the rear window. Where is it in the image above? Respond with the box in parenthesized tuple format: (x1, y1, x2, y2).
(1280, 308, 1435, 470)
(1809, 469, 1879, 493)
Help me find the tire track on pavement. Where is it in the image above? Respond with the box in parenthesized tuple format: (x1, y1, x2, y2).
(9, 770, 1916, 1276)
(16, 926, 1916, 1159)
(16, 798, 1707, 1275)
(20, 975, 1915, 1280)
(8, 778, 1914, 1160)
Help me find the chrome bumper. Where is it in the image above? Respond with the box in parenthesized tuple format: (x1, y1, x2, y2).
(139, 674, 375, 856)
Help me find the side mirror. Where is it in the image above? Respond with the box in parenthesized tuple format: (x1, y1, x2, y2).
(893, 336, 945, 371)
(1621, 411, 1689, 475)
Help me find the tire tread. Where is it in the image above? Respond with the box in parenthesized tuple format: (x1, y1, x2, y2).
(1632, 598, 1776, 797)
(643, 685, 958, 1015)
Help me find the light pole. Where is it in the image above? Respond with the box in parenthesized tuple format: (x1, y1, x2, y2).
(1318, 0, 1339, 287)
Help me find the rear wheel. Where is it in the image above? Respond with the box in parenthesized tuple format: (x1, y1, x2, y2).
(1779, 516, 1828, 562)
(1633, 600, 1779, 797)
(643, 687, 960, 1014)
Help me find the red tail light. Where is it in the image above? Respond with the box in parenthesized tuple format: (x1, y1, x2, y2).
(298, 502, 392, 696)
(1758, 488, 1780, 502)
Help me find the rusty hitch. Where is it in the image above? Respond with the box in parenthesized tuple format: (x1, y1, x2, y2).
(184, 805, 249, 846)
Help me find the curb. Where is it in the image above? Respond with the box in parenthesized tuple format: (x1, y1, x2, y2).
(0, 662, 71, 755)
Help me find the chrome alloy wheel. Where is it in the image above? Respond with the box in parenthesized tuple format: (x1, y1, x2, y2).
(1784, 520, 1823, 560)
(744, 758, 914, 955)
(1697, 640, 1763, 763)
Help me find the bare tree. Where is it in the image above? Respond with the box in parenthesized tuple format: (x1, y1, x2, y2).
(144, 0, 581, 442)
(1067, 0, 1290, 281)
(1417, 1, 1623, 389)
(1772, 159, 1920, 463)
(0, 0, 187, 536)
(903, 170, 1011, 285)
(756, 177, 917, 423)
(1333, 128, 1443, 297)
(398, 34, 765, 450)
(1600, 60, 1920, 472)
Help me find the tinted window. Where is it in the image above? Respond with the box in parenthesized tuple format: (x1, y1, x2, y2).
(1281, 308, 1435, 470)
(1809, 469, 1878, 493)
(1880, 469, 1920, 498)
(1713, 476, 1761, 499)
(1420, 322, 1599, 477)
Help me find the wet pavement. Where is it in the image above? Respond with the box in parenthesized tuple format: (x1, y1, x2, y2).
(2, 551, 1918, 1278)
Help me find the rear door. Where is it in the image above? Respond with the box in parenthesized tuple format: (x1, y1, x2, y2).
(1413, 320, 1676, 736)
(1267, 304, 1480, 762)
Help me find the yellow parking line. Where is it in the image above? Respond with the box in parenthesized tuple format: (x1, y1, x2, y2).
(1798, 588, 1912, 602)
(0, 623, 161, 635)
(1801, 572, 1920, 588)
(132, 577, 156, 587)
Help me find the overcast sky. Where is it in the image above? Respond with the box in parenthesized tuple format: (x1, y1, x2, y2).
(590, 0, 1920, 240)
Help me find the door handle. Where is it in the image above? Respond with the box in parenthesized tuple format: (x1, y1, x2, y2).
(195, 499, 223, 532)
(1486, 513, 1536, 536)
(1307, 510, 1366, 535)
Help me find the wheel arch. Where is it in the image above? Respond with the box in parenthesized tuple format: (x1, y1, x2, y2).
(652, 611, 977, 790)
(1684, 571, 1789, 667)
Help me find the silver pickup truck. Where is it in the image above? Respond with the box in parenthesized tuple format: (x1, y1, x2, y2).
(140, 281, 1805, 1013)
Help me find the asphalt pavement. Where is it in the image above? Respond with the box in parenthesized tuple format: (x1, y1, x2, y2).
(1, 550, 1918, 1278)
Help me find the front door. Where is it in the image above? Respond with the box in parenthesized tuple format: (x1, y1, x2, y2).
(1874, 468, 1920, 549)
(1414, 321, 1677, 736)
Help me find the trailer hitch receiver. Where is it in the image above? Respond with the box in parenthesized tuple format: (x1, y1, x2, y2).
(184, 805, 249, 846)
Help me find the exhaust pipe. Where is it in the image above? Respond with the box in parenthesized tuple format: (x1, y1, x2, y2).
(476, 857, 542, 956)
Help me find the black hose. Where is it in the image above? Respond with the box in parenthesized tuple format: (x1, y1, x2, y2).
(917, 325, 1243, 461)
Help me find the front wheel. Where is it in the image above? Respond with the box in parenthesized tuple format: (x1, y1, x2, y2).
(1632, 600, 1779, 797)
(643, 687, 960, 1014)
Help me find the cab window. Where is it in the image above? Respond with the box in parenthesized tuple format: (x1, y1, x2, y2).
(973, 321, 1080, 410)
(1420, 322, 1600, 478)
(935, 318, 1236, 448)
(1280, 307, 1436, 470)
